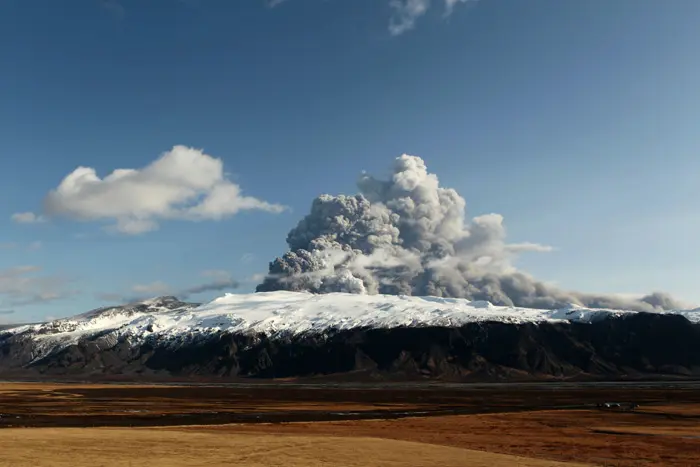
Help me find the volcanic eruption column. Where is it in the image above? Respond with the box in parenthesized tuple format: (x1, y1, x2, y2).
(257, 154, 679, 313)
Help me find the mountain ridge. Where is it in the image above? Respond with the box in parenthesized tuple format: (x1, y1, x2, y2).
(1, 292, 699, 381)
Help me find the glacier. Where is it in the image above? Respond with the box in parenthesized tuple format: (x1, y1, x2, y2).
(4, 291, 699, 349)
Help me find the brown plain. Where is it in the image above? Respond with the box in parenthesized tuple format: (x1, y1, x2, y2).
(0, 382, 699, 466)
(0, 427, 590, 467)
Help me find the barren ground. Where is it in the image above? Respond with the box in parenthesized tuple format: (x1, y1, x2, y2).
(0, 381, 698, 466)
(0, 428, 590, 467)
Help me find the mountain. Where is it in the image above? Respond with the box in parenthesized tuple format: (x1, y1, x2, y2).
(1, 292, 699, 381)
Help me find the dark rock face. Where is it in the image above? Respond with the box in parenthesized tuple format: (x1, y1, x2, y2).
(1, 313, 699, 381)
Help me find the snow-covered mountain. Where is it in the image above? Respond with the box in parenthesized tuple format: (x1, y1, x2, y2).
(7, 291, 700, 342)
(1, 291, 699, 380)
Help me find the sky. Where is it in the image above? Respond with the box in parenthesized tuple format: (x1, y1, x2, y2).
(1, 0, 699, 323)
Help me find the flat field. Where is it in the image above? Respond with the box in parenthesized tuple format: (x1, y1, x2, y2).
(0, 381, 698, 466)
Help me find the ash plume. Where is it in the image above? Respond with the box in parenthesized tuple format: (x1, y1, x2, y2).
(257, 154, 681, 312)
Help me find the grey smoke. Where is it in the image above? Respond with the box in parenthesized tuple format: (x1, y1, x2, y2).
(257, 154, 682, 313)
(179, 278, 240, 299)
(100, 276, 240, 305)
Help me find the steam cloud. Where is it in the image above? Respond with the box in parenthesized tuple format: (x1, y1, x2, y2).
(257, 154, 681, 312)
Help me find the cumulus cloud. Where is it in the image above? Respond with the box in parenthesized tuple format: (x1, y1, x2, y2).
(256, 154, 684, 313)
(0, 266, 74, 308)
(19, 145, 285, 234)
(99, 270, 240, 304)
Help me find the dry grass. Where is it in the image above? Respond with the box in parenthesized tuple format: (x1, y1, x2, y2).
(198, 409, 700, 466)
(0, 383, 157, 391)
(637, 404, 700, 416)
(1, 382, 699, 466)
(0, 427, 589, 467)
(0, 382, 420, 416)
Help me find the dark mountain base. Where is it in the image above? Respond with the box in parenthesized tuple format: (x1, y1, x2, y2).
(2, 313, 699, 381)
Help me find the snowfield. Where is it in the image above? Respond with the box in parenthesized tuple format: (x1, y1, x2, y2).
(4, 292, 699, 353)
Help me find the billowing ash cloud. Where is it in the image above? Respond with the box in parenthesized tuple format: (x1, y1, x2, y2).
(256, 154, 682, 313)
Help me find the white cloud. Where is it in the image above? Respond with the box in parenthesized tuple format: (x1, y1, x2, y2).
(268, 0, 477, 36)
(21, 145, 286, 235)
(0, 266, 74, 307)
(389, 0, 478, 35)
(506, 242, 555, 254)
(389, 0, 431, 36)
(444, 0, 478, 15)
(11, 212, 46, 224)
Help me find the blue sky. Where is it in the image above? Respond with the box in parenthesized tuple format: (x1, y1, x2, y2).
(1, 0, 699, 322)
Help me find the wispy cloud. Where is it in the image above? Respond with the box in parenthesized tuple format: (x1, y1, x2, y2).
(98, 270, 240, 304)
(389, 0, 479, 35)
(0, 241, 45, 251)
(389, 0, 431, 36)
(265, 0, 288, 7)
(240, 253, 256, 264)
(0, 266, 75, 308)
(95, 292, 127, 303)
(444, 0, 478, 16)
(130, 281, 172, 298)
(11, 212, 46, 224)
(265, 0, 478, 35)
(247, 273, 266, 283)
(100, 0, 126, 20)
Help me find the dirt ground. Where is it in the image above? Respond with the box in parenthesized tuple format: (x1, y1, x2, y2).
(0, 381, 698, 466)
